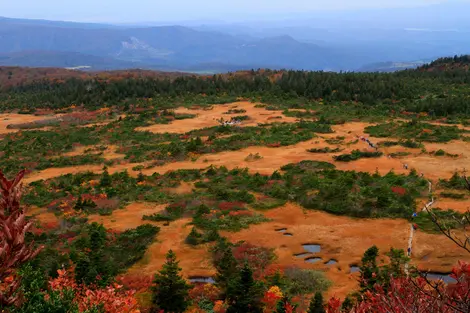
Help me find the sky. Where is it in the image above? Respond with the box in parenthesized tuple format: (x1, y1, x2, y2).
(0, 0, 455, 23)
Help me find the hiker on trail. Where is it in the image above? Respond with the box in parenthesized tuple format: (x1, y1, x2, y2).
(413, 224, 418, 230)
(420, 172, 424, 177)
(407, 247, 411, 256)
(412, 212, 418, 219)
(404, 164, 408, 170)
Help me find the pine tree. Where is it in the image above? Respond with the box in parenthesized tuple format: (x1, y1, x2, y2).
(137, 171, 145, 183)
(214, 239, 237, 293)
(226, 263, 262, 313)
(308, 292, 325, 313)
(151, 250, 190, 313)
(360, 245, 380, 292)
(100, 166, 112, 187)
(74, 223, 113, 286)
(185, 227, 202, 246)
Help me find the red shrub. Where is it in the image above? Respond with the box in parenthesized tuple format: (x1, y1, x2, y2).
(116, 274, 153, 293)
(218, 201, 245, 210)
(232, 243, 275, 279)
(228, 211, 253, 218)
(391, 186, 407, 196)
(49, 269, 140, 313)
(326, 261, 470, 313)
(189, 284, 221, 303)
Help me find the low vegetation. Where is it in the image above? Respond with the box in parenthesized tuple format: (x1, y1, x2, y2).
(307, 147, 343, 153)
(365, 120, 466, 142)
(334, 150, 383, 162)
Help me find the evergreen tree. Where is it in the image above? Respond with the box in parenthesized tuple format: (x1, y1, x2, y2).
(308, 292, 325, 313)
(137, 171, 145, 183)
(74, 223, 113, 287)
(151, 250, 190, 313)
(226, 263, 263, 313)
(360, 245, 380, 292)
(214, 239, 238, 293)
(185, 227, 202, 246)
(386, 248, 409, 278)
(99, 166, 112, 187)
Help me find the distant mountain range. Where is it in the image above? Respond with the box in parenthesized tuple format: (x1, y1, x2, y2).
(0, 17, 354, 72)
(1, 2, 470, 73)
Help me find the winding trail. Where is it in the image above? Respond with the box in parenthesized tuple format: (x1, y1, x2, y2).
(353, 133, 436, 275)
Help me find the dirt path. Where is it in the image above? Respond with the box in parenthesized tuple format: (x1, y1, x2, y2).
(351, 132, 438, 275)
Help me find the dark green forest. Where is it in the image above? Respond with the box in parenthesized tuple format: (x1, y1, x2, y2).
(2, 62, 470, 117)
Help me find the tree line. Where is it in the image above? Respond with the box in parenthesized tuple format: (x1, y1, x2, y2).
(1, 63, 470, 116)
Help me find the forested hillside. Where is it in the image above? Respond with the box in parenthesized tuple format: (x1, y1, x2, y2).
(2, 58, 470, 117)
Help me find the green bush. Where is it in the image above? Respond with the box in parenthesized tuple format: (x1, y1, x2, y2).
(365, 121, 463, 143)
(307, 147, 343, 153)
(413, 209, 467, 233)
(439, 172, 469, 190)
(439, 192, 466, 199)
(334, 150, 383, 162)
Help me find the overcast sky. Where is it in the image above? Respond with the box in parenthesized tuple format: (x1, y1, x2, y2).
(0, 0, 456, 23)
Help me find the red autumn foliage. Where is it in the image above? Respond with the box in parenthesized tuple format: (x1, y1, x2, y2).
(49, 269, 140, 313)
(390, 186, 407, 196)
(232, 243, 275, 279)
(326, 261, 470, 313)
(116, 274, 154, 293)
(227, 210, 253, 218)
(189, 284, 221, 303)
(0, 170, 43, 306)
(218, 201, 245, 210)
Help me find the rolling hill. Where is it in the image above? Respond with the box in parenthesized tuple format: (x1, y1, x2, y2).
(0, 17, 353, 72)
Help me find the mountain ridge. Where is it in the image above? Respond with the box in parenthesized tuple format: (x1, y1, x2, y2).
(0, 17, 350, 72)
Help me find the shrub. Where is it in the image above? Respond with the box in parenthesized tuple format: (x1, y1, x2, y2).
(283, 267, 331, 296)
(224, 109, 247, 114)
(334, 150, 383, 162)
(390, 152, 411, 158)
(244, 153, 263, 162)
(435, 149, 446, 156)
(439, 192, 466, 199)
(307, 147, 343, 153)
(439, 172, 469, 190)
(185, 227, 203, 246)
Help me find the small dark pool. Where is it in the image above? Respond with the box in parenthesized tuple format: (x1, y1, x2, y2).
(302, 244, 321, 253)
(283, 232, 293, 237)
(350, 265, 360, 273)
(425, 272, 457, 284)
(305, 257, 322, 264)
(325, 259, 338, 265)
(189, 276, 215, 284)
